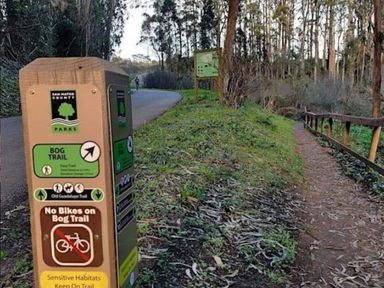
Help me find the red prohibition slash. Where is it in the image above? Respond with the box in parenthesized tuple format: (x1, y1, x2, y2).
(54, 228, 90, 262)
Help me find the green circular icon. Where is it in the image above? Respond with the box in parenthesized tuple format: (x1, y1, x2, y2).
(91, 189, 104, 202)
(34, 189, 47, 201)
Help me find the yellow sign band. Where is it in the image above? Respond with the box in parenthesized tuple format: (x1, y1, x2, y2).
(119, 246, 138, 287)
(40, 271, 108, 287)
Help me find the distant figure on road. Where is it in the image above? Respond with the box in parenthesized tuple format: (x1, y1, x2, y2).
(135, 76, 140, 91)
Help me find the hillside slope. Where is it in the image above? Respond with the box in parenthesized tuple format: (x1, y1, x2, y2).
(135, 90, 303, 287)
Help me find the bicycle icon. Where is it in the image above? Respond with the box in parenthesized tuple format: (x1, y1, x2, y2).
(55, 232, 90, 253)
(51, 224, 94, 266)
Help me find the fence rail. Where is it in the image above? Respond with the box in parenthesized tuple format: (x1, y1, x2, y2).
(303, 111, 384, 175)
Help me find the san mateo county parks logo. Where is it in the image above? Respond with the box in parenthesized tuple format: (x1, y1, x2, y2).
(51, 91, 78, 134)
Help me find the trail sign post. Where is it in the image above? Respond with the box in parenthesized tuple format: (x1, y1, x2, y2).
(20, 58, 138, 287)
(194, 48, 223, 102)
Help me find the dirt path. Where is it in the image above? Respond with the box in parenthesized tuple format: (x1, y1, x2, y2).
(293, 124, 384, 287)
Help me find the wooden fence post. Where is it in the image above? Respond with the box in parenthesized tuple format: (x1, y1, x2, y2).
(328, 117, 333, 138)
(343, 122, 351, 145)
(315, 117, 318, 131)
(304, 108, 307, 128)
(321, 117, 325, 133)
(194, 77, 199, 102)
(368, 126, 382, 161)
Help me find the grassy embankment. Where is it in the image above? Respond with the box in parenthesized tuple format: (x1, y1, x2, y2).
(135, 90, 302, 286)
(0, 89, 303, 287)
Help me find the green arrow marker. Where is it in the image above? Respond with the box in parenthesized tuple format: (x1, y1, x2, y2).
(34, 189, 47, 201)
(91, 189, 104, 202)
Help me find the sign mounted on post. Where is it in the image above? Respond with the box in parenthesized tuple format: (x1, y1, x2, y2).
(194, 48, 223, 102)
(195, 49, 220, 78)
(20, 57, 138, 288)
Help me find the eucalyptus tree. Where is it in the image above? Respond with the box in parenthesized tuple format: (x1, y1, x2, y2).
(2, 0, 127, 62)
(200, 0, 216, 49)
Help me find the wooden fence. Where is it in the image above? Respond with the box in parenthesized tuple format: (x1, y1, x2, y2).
(303, 111, 384, 175)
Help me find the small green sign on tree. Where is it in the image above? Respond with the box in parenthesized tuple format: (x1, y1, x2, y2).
(58, 102, 75, 120)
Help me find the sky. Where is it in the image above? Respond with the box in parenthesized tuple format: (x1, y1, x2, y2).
(116, 7, 153, 60)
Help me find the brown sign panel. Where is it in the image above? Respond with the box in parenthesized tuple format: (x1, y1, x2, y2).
(20, 58, 136, 288)
(40, 206, 103, 267)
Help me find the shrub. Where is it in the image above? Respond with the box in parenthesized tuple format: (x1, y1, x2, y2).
(247, 74, 374, 116)
(276, 106, 300, 120)
(143, 70, 193, 90)
(0, 57, 21, 117)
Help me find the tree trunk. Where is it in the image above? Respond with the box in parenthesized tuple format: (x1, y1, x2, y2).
(104, 0, 116, 60)
(322, 5, 329, 69)
(243, 13, 248, 58)
(300, 0, 308, 75)
(360, 44, 366, 84)
(221, 0, 240, 103)
(84, 0, 91, 56)
(328, 1, 336, 79)
(287, 0, 295, 76)
(266, 0, 272, 63)
(309, 0, 315, 60)
(347, 0, 355, 86)
(215, 0, 222, 47)
(372, 0, 382, 117)
(186, 35, 190, 57)
(314, 0, 320, 82)
(161, 52, 164, 71)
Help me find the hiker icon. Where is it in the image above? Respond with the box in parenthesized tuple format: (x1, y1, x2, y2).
(63, 183, 74, 193)
(42, 165, 52, 176)
(53, 183, 63, 193)
(74, 183, 84, 193)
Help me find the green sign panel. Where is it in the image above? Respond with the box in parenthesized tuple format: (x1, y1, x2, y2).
(113, 137, 133, 175)
(108, 85, 137, 288)
(195, 50, 220, 78)
(33, 143, 100, 178)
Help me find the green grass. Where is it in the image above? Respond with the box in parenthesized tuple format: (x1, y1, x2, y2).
(0, 74, 20, 117)
(262, 227, 298, 283)
(135, 90, 302, 221)
(0, 249, 7, 261)
(135, 89, 302, 188)
(135, 89, 303, 286)
(13, 255, 32, 275)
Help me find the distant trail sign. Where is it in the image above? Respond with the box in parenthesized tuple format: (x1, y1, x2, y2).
(194, 48, 223, 102)
(20, 58, 138, 288)
(195, 50, 220, 77)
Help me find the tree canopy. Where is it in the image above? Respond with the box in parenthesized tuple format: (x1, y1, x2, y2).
(1, 0, 127, 63)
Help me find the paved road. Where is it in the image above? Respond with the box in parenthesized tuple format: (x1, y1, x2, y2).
(0, 89, 181, 213)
